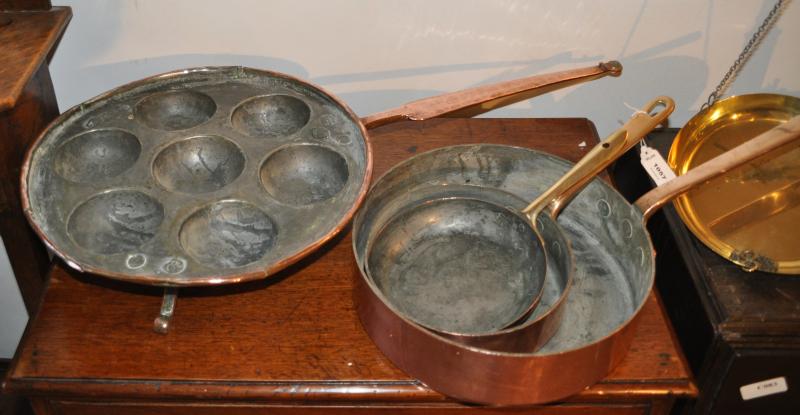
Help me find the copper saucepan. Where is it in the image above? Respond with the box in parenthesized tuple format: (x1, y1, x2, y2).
(363, 97, 673, 348)
(353, 116, 800, 404)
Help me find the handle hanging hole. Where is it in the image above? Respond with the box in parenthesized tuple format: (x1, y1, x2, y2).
(648, 101, 667, 117)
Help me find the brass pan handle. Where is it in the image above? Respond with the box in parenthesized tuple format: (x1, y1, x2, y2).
(523, 96, 675, 220)
(360, 61, 622, 129)
(635, 114, 800, 221)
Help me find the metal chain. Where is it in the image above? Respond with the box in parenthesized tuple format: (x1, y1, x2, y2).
(702, 0, 787, 109)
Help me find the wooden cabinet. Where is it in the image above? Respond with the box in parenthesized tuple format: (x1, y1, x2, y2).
(0, 5, 70, 315)
(612, 129, 800, 414)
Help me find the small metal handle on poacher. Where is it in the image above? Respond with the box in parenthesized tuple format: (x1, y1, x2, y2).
(523, 96, 675, 221)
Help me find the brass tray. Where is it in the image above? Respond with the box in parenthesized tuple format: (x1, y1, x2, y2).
(668, 94, 800, 274)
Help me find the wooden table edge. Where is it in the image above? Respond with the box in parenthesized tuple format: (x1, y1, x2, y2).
(4, 374, 698, 403)
(4, 279, 698, 403)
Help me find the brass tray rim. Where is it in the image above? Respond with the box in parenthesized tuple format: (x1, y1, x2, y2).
(667, 92, 800, 274)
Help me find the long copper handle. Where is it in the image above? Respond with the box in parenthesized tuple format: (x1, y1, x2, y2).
(635, 114, 800, 221)
(523, 96, 675, 220)
(360, 61, 622, 129)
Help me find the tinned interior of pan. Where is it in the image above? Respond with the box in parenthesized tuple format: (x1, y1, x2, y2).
(366, 195, 547, 336)
(24, 67, 368, 285)
(353, 144, 654, 354)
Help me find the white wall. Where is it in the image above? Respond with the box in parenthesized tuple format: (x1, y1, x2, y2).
(2, 0, 799, 358)
(0, 237, 28, 358)
(47, 0, 800, 133)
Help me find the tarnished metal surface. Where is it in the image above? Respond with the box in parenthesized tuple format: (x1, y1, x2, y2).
(367, 196, 547, 335)
(360, 97, 672, 345)
(23, 67, 369, 285)
(22, 62, 623, 287)
(359, 182, 569, 351)
(352, 144, 653, 404)
(352, 120, 800, 404)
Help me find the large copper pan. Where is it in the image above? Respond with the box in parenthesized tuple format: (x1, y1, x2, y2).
(362, 97, 673, 348)
(352, 116, 800, 404)
(21, 62, 621, 288)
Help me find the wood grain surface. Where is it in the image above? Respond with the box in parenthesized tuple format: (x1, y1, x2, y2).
(0, 7, 69, 314)
(0, 65, 59, 315)
(0, 7, 70, 111)
(4, 118, 696, 409)
(0, 1, 52, 11)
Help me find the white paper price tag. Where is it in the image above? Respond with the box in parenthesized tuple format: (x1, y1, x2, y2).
(740, 376, 788, 401)
(639, 145, 676, 186)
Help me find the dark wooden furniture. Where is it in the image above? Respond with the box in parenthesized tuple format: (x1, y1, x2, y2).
(0, 4, 69, 415)
(4, 118, 696, 414)
(0, 3, 71, 315)
(613, 129, 800, 414)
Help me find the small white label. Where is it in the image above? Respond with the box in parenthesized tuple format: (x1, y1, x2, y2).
(639, 145, 676, 186)
(740, 376, 788, 401)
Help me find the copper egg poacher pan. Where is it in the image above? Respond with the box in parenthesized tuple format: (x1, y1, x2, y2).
(20, 62, 621, 331)
(363, 97, 673, 347)
(353, 116, 800, 404)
